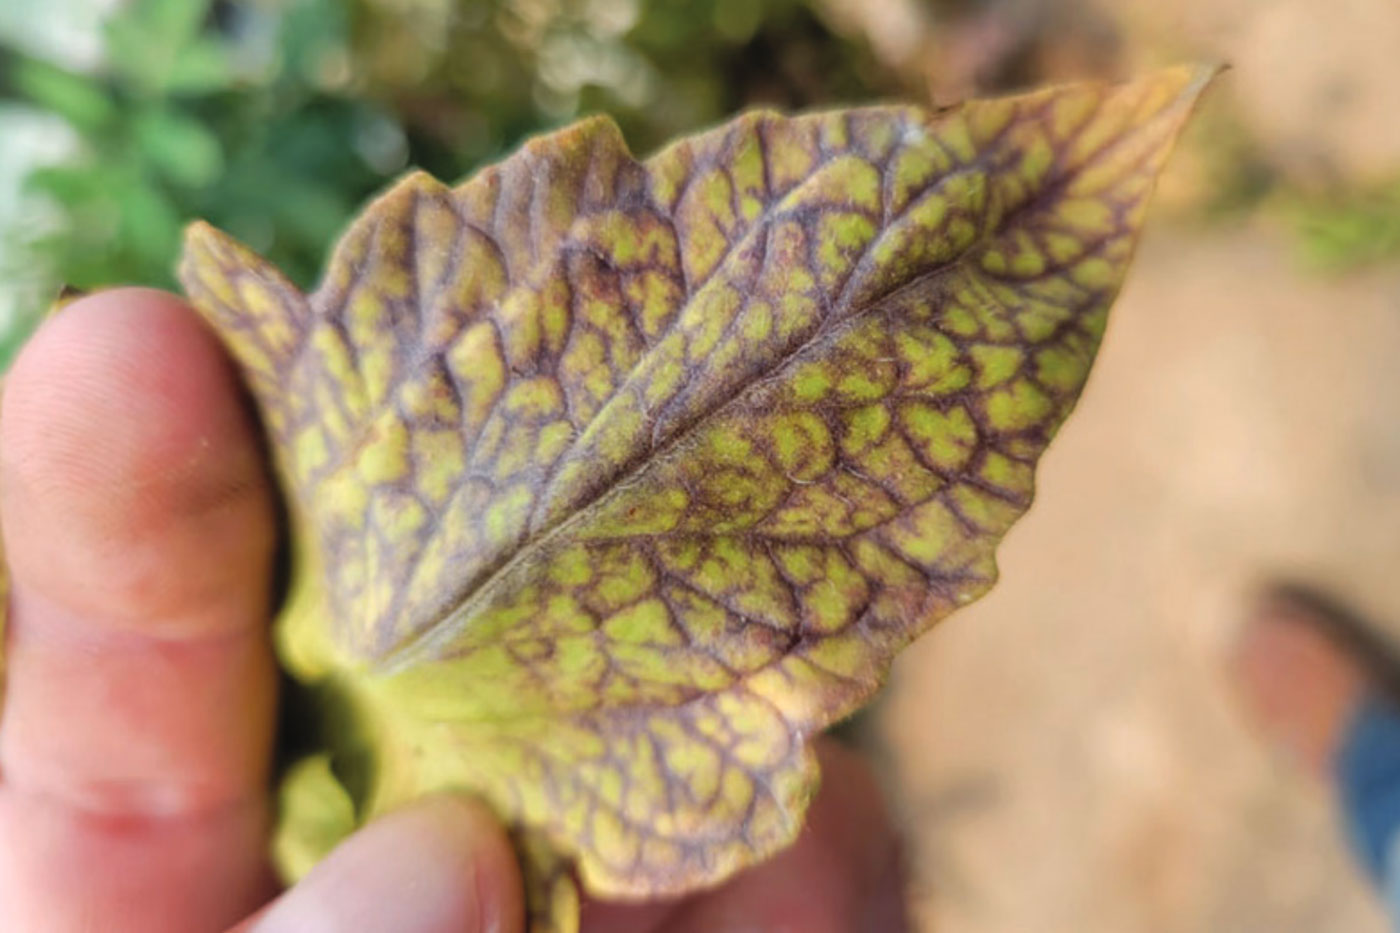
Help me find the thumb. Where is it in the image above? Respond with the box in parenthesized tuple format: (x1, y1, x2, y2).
(235, 796, 523, 933)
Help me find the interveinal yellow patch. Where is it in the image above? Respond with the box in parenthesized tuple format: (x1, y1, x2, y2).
(175, 66, 1214, 933)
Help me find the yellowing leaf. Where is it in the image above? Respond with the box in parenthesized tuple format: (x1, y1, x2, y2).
(179, 66, 1213, 932)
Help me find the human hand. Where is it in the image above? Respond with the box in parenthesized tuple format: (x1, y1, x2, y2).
(0, 288, 907, 932)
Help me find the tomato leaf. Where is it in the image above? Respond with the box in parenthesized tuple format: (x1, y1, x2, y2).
(179, 66, 1213, 932)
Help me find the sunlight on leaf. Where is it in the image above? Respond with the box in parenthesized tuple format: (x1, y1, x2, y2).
(180, 65, 1214, 932)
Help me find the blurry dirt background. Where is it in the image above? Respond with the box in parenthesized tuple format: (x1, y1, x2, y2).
(862, 1, 1400, 930)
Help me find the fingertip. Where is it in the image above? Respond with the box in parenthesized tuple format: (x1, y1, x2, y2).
(6, 288, 229, 449)
(422, 796, 525, 933)
(251, 796, 524, 933)
(1, 286, 276, 633)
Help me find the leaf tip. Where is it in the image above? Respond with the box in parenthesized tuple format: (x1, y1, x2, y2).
(1147, 61, 1224, 117)
(175, 218, 309, 415)
(1180, 60, 1226, 100)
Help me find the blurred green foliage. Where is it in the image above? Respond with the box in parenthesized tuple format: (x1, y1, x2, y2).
(1287, 180, 1400, 272)
(1, 0, 404, 302)
(0, 0, 896, 333)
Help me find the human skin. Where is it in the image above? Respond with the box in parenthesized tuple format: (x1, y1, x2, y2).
(0, 288, 907, 933)
(1231, 590, 1366, 777)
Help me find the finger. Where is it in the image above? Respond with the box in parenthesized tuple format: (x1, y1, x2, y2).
(243, 796, 524, 933)
(580, 739, 909, 933)
(0, 289, 280, 929)
(577, 898, 676, 933)
(0, 789, 273, 933)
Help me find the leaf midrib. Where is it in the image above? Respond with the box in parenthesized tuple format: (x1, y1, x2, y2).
(376, 133, 1000, 674)
(379, 277, 979, 677)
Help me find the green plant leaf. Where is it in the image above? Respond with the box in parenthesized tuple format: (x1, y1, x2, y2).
(133, 106, 224, 188)
(113, 171, 182, 271)
(105, 0, 214, 95)
(8, 58, 115, 133)
(162, 40, 232, 96)
(179, 66, 1213, 933)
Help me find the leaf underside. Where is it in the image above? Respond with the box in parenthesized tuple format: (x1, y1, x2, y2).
(178, 66, 1211, 933)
